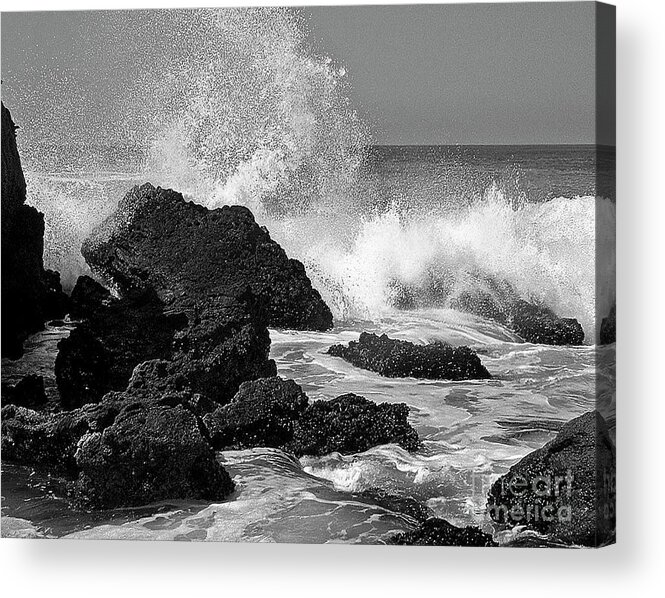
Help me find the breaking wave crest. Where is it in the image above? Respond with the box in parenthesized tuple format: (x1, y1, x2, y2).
(138, 8, 614, 340)
(20, 8, 614, 341)
(144, 7, 367, 218)
(291, 186, 615, 341)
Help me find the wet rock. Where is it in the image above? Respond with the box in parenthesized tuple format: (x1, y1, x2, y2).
(82, 182, 332, 331)
(57, 282, 275, 409)
(288, 393, 420, 457)
(509, 300, 584, 346)
(55, 288, 187, 409)
(1, 394, 234, 510)
(1, 102, 69, 358)
(392, 518, 497, 547)
(102, 359, 218, 417)
(68, 275, 113, 319)
(204, 379, 419, 458)
(327, 332, 491, 380)
(73, 403, 234, 509)
(450, 289, 509, 325)
(204, 376, 309, 450)
(1, 375, 47, 409)
(486, 411, 616, 547)
(450, 278, 585, 346)
(600, 305, 616, 345)
(161, 293, 277, 405)
(0, 404, 94, 472)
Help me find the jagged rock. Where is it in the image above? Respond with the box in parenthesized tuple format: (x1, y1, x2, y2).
(1, 375, 47, 409)
(288, 393, 420, 457)
(101, 359, 218, 417)
(391, 273, 584, 346)
(600, 305, 616, 345)
(57, 280, 275, 409)
(204, 380, 419, 458)
(486, 411, 616, 547)
(392, 518, 497, 546)
(509, 300, 584, 346)
(55, 288, 187, 408)
(1, 102, 69, 358)
(68, 274, 113, 319)
(55, 182, 320, 408)
(73, 403, 234, 509)
(1, 390, 235, 509)
(327, 332, 491, 380)
(451, 288, 509, 324)
(204, 377, 309, 450)
(0, 403, 102, 472)
(81, 183, 332, 331)
(160, 293, 277, 405)
(453, 287, 585, 346)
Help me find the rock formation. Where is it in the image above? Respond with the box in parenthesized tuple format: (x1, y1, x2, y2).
(327, 332, 491, 380)
(204, 378, 420, 457)
(81, 183, 332, 331)
(486, 411, 616, 546)
(392, 518, 497, 547)
(1, 102, 68, 358)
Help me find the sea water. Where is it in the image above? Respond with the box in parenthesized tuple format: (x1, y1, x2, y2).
(1, 8, 615, 543)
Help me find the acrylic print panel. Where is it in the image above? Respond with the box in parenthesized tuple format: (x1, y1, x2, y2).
(0, 2, 615, 547)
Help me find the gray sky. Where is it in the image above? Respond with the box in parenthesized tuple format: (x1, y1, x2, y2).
(1, 3, 613, 145)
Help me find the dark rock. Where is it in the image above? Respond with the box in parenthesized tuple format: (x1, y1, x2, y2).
(121, 359, 191, 396)
(392, 518, 497, 547)
(449, 277, 585, 346)
(55, 183, 312, 408)
(486, 411, 616, 547)
(101, 360, 218, 417)
(1, 375, 47, 409)
(1, 393, 235, 510)
(161, 293, 277, 405)
(327, 332, 491, 380)
(73, 403, 234, 509)
(204, 377, 309, 450)
(55, 288, 186, 409)
(82, 183, 332, 331)
(288, 393, 420, 457)
(1, 103, 27, 222)
(57, 282, 275, 409)
(600, 305, 616, 345)
(42, 269, 70, 319)
(1, 404, 97, 472)
(69, 275, 113, 319)
(1, 102, 69, 358)
(450, 289, 509, 325)
(509, 300, 584, 346)
(204, 379, 420, 458)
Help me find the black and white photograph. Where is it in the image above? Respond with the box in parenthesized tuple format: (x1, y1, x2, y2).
(1, 1, 616, 550)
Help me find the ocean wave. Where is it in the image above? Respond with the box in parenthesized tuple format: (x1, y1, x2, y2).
(143, 7, 367, 219)
(276, 187, 615, 342)
(21, 8, 614, 344)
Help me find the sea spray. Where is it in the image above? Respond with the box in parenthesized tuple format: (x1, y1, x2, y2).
(144, 7, 368, 218)
(287, 186, 615, 341)
(17, 8, 615, 341)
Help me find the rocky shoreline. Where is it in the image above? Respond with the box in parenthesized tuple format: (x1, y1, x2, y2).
(328, 332, 491, 380)
(1, 103, 69, 359)
(390, 410, 616, 547)
(1, 102, 614, 546)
